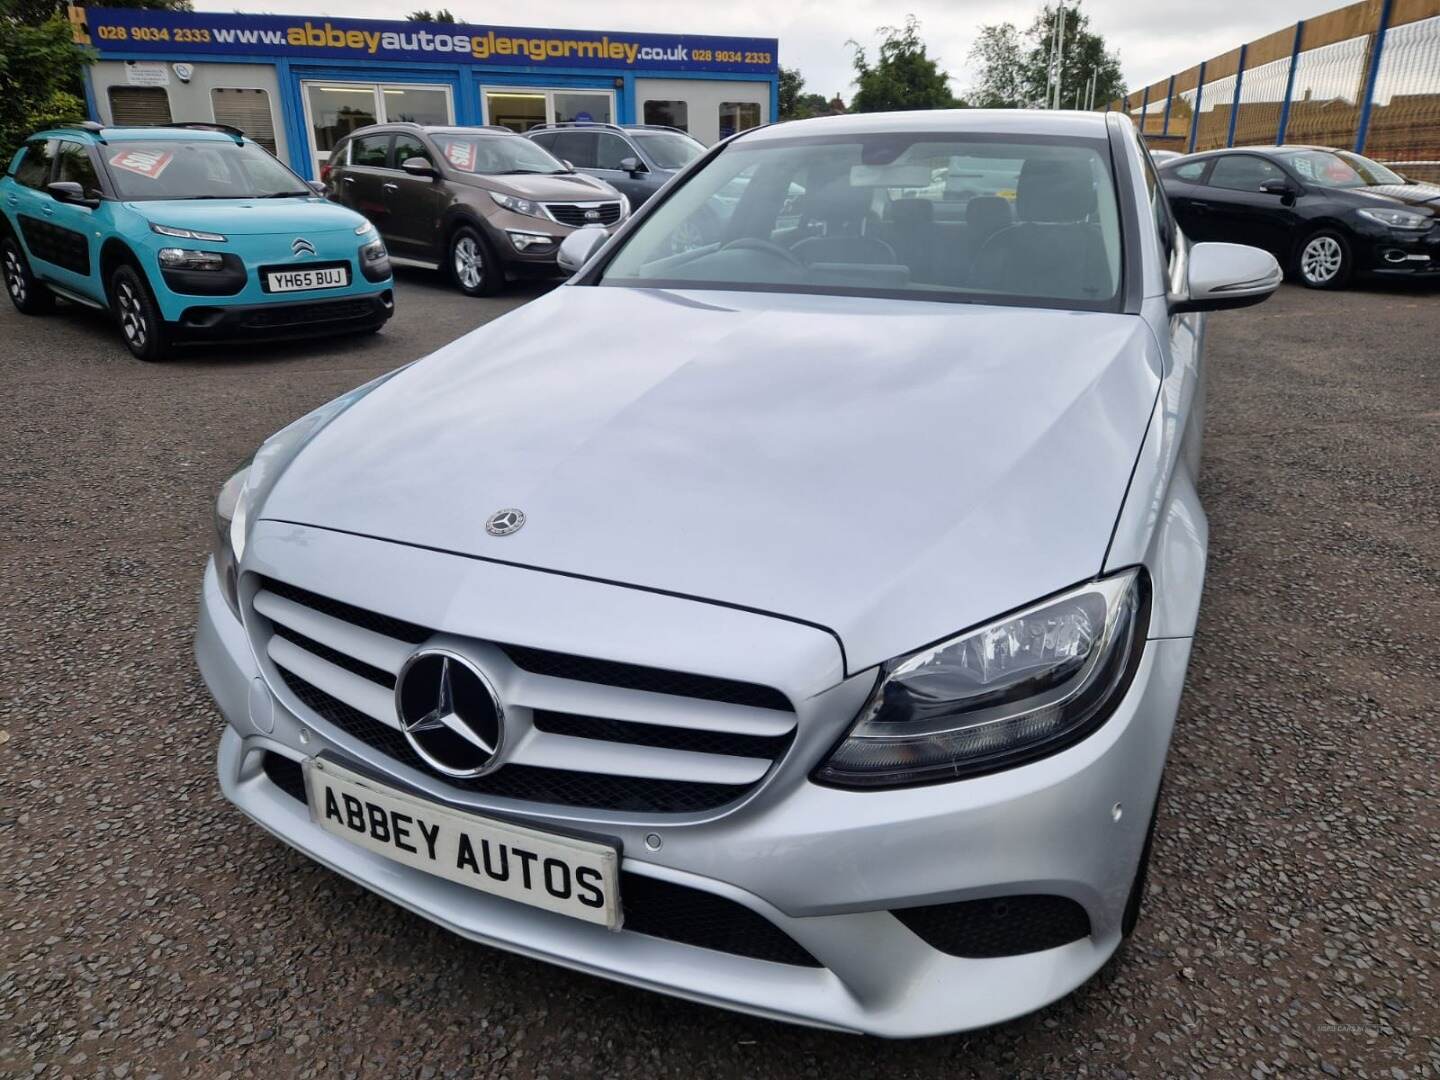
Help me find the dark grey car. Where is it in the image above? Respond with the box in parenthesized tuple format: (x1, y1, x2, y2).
(524, 123, 706, 209)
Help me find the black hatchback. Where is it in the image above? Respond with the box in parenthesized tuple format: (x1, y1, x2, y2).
(1159, 145, 1440, 288)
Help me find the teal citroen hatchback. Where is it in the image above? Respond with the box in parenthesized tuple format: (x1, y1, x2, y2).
(1, 123, 393, 360)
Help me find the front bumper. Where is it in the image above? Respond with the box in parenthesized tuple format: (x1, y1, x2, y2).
(170, 290, 393, 343)
(1352, 220, 1440, 276)
(198, 545, 1191, 1037)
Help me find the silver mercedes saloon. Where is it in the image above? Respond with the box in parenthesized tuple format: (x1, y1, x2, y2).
(197, 110, 1281, 1037)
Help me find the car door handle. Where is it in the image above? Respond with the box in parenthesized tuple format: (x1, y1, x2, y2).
(383, 182, 398, 192)
(42, 206, 55, 216)
(1189, 200, 1212, 211)
(342, 176, 356, 184)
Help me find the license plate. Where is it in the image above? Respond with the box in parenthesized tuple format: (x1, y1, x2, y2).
(303, 757, 622, 928)
(265, 266, 348, 292)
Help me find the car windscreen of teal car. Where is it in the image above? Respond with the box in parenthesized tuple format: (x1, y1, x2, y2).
(1, 125, 393, 360)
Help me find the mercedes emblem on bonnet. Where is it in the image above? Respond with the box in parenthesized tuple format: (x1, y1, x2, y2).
(485, 508, 526, 536)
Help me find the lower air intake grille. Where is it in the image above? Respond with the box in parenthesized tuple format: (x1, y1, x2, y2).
(892, 894, 1091, 958)
(258, 752, 821, 967)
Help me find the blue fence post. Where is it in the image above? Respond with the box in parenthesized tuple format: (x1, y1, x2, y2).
(1140, 85, 1149, 131)
(1162, 75, 1175, 136)
(1226, 45, 1247, 146)
(1277, 21, 1304, 144)
(1355, 0, 1395, 153)
(1187, 61, 1206, 152)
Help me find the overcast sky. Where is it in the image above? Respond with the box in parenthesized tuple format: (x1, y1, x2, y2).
(193, 0, 1338, 100)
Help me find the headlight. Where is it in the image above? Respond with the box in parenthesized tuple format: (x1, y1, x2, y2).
(814, 571, 1148, 788)
(1356, 207, 1431, 230)
(489, 191, 545, 219)
(618, 193, 631, 219)
(359, 238, 387, 263)
(158, 247, 225, 271)
(209, 367, 411, 619)
(151, 223, 227, 242)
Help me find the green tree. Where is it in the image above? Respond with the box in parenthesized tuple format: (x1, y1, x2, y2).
(967, 23, 1026, 108)
(1020, 3, 1124, 109)
(407, 9, 457, 23)
(848, 15, 961, 113)
(0, 2, 93, 157)
(971, 2, 1124, 110)
(779, 65, 804, 120)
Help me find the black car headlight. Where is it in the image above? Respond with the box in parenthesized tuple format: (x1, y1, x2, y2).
(158, 247, 226, 271)
(1356, 207, 1431, 231)
(814, 570, 1148, 788)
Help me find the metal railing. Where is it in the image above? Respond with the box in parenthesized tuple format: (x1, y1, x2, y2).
(1110, 0, 1440, 180)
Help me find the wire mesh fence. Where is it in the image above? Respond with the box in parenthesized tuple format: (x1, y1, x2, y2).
(1110, 0, 1440, 180)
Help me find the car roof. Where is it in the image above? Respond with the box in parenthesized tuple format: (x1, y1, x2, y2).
(340, 123, 516, 139)
(743, 109, 1114, 142)
(1178, 144, 1343, 161)
(33, 125, 237, 144)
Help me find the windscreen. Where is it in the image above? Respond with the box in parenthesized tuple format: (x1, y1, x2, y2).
(103, 139, 309, 200)
(431, 134, 567, 175)
(631, 131, 706, 170)
(1285, 149, 1405, 188)
(599, 133, 1124, 309)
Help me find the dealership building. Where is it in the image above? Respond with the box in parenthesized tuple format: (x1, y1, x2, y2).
(69, 6, 779, 179)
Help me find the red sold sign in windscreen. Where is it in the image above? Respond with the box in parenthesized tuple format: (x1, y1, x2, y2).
(442, 141, 476, 172)
(109, 149, 175, 179)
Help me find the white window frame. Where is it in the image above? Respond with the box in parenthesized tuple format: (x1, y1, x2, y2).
(300, 81, 454, 175)
(480, 86, 616, 130)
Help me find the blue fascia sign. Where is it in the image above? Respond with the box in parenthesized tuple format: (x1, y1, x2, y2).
(80, 6, 779, 75)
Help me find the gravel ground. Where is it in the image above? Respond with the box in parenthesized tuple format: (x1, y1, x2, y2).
(1, 271, 1437, 1079)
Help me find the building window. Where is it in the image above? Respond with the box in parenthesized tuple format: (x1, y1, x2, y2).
(718, 101, 761, 140)
(211, 88, 277, 153)
(643, 100, 688, 131)
(108, 86, 172, 127)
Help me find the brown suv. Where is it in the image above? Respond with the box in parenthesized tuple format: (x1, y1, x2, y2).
(324, 123, 627, 296)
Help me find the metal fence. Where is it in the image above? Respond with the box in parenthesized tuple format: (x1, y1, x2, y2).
(1110, 0, 1440, 180)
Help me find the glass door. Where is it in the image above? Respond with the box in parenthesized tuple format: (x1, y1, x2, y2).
(482, 88, 614, 132)
(302, 82, 454, 175)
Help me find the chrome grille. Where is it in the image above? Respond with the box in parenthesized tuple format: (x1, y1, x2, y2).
(250, 577, 798, 814)
(545, 201, 623, 227)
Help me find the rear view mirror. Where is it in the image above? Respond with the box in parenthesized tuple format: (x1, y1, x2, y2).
(1171, 242, 1282, 314)
(401, 157, 437, 178)
(557, 225, 608, 273)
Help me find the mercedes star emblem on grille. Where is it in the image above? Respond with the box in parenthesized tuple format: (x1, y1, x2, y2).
(291, 237, 316, 256)
(485, 508, 526, 536)
(395, 651, 505, 778)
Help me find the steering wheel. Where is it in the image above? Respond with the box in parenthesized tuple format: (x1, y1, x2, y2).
(719, 237, 805, 267)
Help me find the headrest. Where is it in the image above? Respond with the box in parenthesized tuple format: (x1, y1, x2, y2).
(1016, 159, 1096, 222)
(889, 198, 934, 226)
(966, 195, 1012, 236)
(805, 180, 873, 224)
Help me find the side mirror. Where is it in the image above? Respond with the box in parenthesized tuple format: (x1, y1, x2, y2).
(307, 179, 326, 194)
(1171, 241, 1282, 314)
(401, 157, 437, 178)
(1259, 178, 1296, 198)
(556, 225, 608, 274)
(618, 156, 647, 175)
(46, 181, 98, 208)
(562, 159, 575, 171)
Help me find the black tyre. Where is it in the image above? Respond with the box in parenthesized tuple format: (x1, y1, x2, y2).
(1295, 229, 1352, 290)
(2, 236, 56, 315)
(109, 264, 172, 361)
(447, 225, 502, 297)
